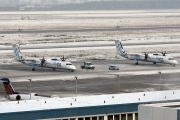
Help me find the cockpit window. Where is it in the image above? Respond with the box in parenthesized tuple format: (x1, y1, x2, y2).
(110, 66, 115, 67)
(168, 58, 174, 60)
(87, 63, 93, 65)
(34, 94, 38, 96)
(153, 54, 159, 55)
(66, 63, 72, 65)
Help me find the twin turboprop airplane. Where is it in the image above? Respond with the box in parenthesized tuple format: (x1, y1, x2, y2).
(115, 40, 178, 66)
(0, 78, 56, 101)
(13, 44, 76, 72)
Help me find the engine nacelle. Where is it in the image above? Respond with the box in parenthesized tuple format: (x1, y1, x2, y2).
(6, 93, 47, 101)
(8, 94, 21, 101)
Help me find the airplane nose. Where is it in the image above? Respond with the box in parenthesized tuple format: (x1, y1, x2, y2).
(172, 60, 178, 65)
(72, 65, 76, 70)
(175, 60, 178, 65)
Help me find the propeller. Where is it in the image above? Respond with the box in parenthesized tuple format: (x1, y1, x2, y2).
(40, 56, 46, 66)
(60, 55, 67, 62)
(143, 52, 149, 61)
(161, 51, 168, 56)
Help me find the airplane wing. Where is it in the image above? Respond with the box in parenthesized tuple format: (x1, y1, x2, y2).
(128, 54, 141, 57)
(127, 53, 145, 61)
(23, 59, 37, 63)
(21, 58, 41, 67)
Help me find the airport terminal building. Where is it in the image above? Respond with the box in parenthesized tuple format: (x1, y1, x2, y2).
(0, 90, 180, 120)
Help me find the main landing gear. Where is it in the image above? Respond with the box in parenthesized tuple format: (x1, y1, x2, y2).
(32, 68, 35, 71)
(135, 61, 139, 65)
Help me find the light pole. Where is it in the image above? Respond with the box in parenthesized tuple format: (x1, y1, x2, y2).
(18, 29, 22, 37)
(117, 75, 120, 92)
(28, 79, 32, 100)
(18, 29, 22, 46)
(74, 76, 78, 97)
(158, 71, 161, 91)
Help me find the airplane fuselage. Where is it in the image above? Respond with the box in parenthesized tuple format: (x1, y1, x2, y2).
(43, 59, 76, 71)
(12, 45, 76, 72)
(115, 40, 178, 66)
(6, 93, 48, 101)
(126, 53, 178, 65)
(22, 58, 76, 71)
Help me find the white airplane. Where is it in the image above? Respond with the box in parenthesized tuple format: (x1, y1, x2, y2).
(115, 40, 178, 66)
(0, 78, 57, 101)
(12, 44, 76, 72)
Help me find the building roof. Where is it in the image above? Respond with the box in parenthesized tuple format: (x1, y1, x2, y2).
(141, 101, 180, 109)
(0, 90, 180, 113)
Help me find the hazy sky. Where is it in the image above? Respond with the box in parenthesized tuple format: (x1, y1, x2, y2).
(0, 0, 179, 10)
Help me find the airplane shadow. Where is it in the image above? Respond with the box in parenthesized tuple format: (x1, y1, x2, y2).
(129, 62, 172, 67)
(0, 65, 73, 73)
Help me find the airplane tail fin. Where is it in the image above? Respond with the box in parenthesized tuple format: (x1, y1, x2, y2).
(115, 40, 126, 57)
(12, 44, 23, 61)
(1, 78, 19, 95)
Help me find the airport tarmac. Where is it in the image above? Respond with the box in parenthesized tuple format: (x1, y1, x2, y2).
(0, 10, 180, 101)
(0, 59, 180, 99)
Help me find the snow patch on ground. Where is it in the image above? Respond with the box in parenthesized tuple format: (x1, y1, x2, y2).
(0, 10, 180, 64)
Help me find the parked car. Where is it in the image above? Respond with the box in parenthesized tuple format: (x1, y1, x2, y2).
(109, 65, 119, 70)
